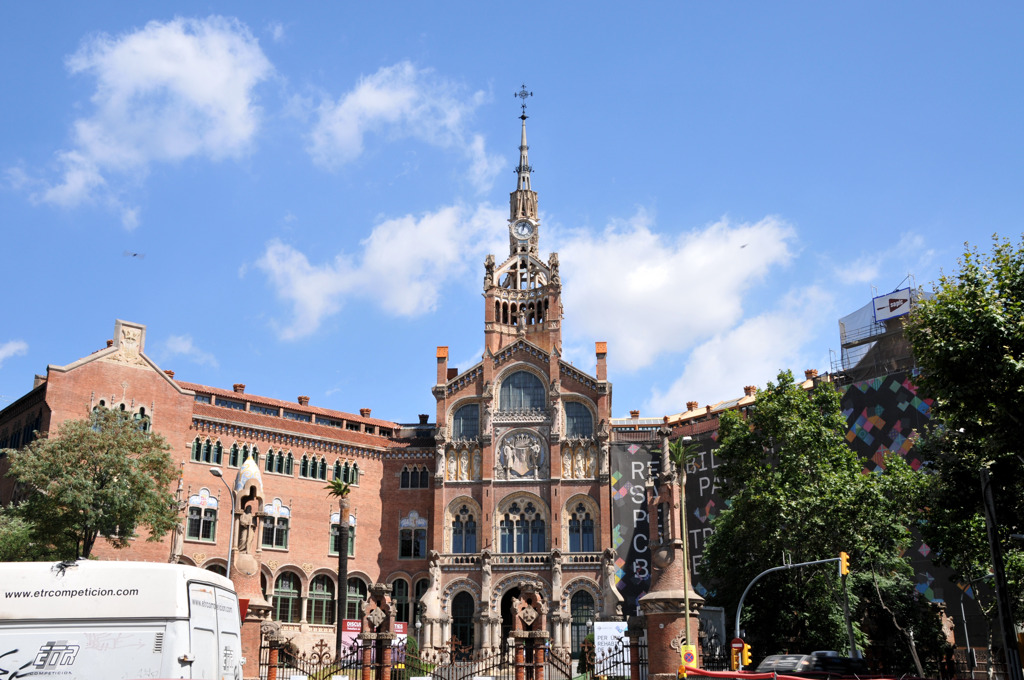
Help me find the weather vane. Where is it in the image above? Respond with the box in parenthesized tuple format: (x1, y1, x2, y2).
(515, 84, 533, 118)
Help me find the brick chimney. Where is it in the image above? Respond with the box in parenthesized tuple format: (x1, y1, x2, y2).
(419, 414, 429, 425)
(436, 346, 449, 385)
(686, 401, 699, 412)
(630, 410, 640, 419)
(595, 342, 608, 381)
(233, 384, 245, 393)
(360, 408, 372, 418)
(164, 370, 175, 379)
(447, 368, 459, 380)
(743, 385, 756, 397)
(804, 369, 819, 380)
(298, 396, 310, 406)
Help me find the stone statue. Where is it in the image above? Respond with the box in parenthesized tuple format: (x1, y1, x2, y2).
(598, 418, 610, 438)
(447, 452, 457, 481)
(472, 450, 482, 480)
(551, 549, 563, 601)
(601, 548, 625, 618)
(549, 252, 561, 285)
(169, 521, 184, 564)
(481, 550, 492, 595)
(237, 505, 256, 554)
(562, 450, 572, 478)
(658, 423, 673, 482)
(600, 441, 610, 477)
(574, 450, 585, 479)
(483, 401, 493, 431)
(435, 444, 445, 477)
(459, 449, 470, 481)
(587, 446, 597, 478)
(484, 254, 495, 289)
(529, 441, 542, 472)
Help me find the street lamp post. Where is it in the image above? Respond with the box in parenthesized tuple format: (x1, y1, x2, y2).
(209, 468, 236, 575)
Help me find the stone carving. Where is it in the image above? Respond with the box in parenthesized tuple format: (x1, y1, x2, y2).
(367, 606, 386, 630)
(574, 449, 585, 478)
(601, 548, 624, 618)
(549, 253, 560, 285)
(484, 254, 495, 289)
(237, 506, 256, 554)
(459, 449, 470, 481)
(481, 550, 492, 596)
(551, 549, 563, 602)
(447, 452, 457, 481)
(108, 325, 147, 366)
(600, 441, 610, 477)
(435, 444, 445, 477)
(498, 432, 545, 479)
(472, 450, 482, 480)
(587, 446, 597, 478)
(561, 450, 571, 478)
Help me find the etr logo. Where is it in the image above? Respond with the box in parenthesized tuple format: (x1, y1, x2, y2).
(33, 641, 79, 669)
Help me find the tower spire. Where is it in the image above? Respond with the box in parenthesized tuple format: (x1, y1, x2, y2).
(515, 84, 532, 192)
(509, 85, 538, 226)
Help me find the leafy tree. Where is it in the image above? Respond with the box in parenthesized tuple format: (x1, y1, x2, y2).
(4, 408, 177, 559)
(905, 234, 1024, 627)
(0, 505, 52, 561)
(701, 370, 943, 672)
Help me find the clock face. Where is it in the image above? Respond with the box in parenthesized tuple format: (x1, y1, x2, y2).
(514, 221, 533, 238)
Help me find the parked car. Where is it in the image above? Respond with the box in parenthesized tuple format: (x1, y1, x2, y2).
(756, 654, 811, 673)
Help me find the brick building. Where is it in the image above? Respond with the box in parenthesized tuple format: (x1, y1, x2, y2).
(0, 111, 615, 660)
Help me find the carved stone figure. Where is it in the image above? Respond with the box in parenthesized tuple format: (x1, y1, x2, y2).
(237, 505, 256, 554)
(472, 450, 482, 480)
(447, 451, 457, 480)
(484, 254, 495, 289)
(600, 441, 610, 476)
(587, 446, 597, 478)
(549, 252, 561, 285)
(481, 550, 492, 595)
(562, 450, 572, 478)
(436, 444, 445, 476)
(459, 449, 470, 481)
(598, 418, 610, 439)
(574, 450, 585, 478)
(483, 401, 493, 431)
(551, 549, 563, 601)
(601, 547, 625, 618)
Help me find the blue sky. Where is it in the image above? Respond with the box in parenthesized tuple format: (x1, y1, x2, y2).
(1, 3, 1022, 421)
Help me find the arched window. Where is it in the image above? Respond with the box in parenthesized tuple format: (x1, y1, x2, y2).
(300, 455, 310, 478)
(318, 457, 328, 480)
(206, 563, 227, 576)
(393, 578, 410, 623)
(273, 572, 301, 623)
(212, 441, 223, 464)
(351, 463, 360, 485)
(265, 449, 276, 473)
(451, 404, 480, 440)
(565, 402, 594, 438)
(262, 499, 290, 550)
(346, 578, 367, 620)
(284, 452, 294, 475)
(185, 488, 218, 542)
(570, 591, 596, 659)
(191, 437, 202, 462)
(399, 511, 428, 559)
(307, 575, 335, 625)
(569, 503, 596, 552)
(451, 504, 477, 554)
(451, 592, 475, 652)
(229, 444, 240, 468)
(499, 371, 545, 411)
(419, 467, 429, 487)
(500, 501, 544, 554)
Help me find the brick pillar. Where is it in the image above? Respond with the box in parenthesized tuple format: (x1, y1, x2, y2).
(515, 640, 526, 680)
(361, 642, 374, 680)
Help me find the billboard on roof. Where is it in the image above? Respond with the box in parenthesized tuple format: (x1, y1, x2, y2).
(873, 287, 913, 322)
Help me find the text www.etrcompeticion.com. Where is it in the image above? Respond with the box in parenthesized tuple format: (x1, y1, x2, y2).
(4, 587, 140, 599)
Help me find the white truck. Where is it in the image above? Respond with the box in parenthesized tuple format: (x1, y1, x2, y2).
(0, 560, 243, 679)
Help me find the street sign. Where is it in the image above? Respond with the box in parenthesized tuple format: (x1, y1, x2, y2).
(731, 637, 744, 650)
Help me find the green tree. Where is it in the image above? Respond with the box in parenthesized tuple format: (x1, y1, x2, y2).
(0, 505, 50, 561)
(904, 235, 1024, 628)
(4, 408, 177, 559)
(701, 370, 942, 671)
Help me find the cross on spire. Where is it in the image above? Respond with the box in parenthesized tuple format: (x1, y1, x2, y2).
(515, 84, 533, 119)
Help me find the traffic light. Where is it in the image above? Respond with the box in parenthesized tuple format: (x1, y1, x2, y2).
(678, 664, 687, 679)
(730, 648, 739, 670)
(742, 643, 752, 668)
(840, 551, 850, 576)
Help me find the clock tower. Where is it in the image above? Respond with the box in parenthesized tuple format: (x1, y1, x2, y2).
(484, 87, 562, 357)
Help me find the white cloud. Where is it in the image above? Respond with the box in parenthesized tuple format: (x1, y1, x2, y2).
(24, 16, 272, 224)
(255, 203, 506, 339)
(164, 334, 219, 368)
(557, 211, 797, 372)
(0, 340, 29, 368)
(309, 62, 500, 192)
(267, 21, 286, 43)
(833, 230, 936, 288)
(644, 286, 834, 415)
